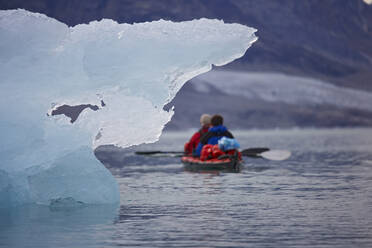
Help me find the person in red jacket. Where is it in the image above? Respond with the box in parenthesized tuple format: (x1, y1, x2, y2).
(184, 114, 211, 155)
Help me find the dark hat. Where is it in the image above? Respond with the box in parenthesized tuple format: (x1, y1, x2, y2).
(211, 114, 223, 126)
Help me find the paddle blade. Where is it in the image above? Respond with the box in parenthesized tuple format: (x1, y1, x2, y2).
(260, 150, 291, 161)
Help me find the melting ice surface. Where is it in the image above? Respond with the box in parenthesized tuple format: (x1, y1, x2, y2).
(0, 9, 257, 207)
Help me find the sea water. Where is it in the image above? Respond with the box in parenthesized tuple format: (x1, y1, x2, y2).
(1, 128, 372, 248)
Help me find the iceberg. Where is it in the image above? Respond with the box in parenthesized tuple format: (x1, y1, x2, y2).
(0, 9, 257, 207)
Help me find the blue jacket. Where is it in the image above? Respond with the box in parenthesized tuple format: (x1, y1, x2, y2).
(194, 125, 234, 156)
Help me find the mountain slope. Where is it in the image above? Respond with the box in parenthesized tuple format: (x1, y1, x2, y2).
(164, 71, 372, 130)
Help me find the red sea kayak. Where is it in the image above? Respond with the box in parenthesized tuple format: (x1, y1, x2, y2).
(181, 155, 242, 172)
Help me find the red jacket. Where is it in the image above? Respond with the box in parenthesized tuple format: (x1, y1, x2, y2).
(184, 125, 210, 155)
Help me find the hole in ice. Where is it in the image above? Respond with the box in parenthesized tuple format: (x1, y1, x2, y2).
(50, 103, 104, 123)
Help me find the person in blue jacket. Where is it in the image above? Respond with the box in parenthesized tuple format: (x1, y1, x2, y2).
(194, 114, 234, 156)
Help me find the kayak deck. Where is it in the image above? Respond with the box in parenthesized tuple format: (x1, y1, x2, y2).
(181, 156, 242, 172)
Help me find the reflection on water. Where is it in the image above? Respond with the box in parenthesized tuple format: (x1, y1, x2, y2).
(1, 128, 372, 247)
(0, 204, 118, 248)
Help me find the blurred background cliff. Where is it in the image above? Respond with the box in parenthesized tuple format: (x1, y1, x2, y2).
(1, 0, 371, 129)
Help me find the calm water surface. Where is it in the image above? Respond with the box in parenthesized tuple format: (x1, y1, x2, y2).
(1, 128, 372, 248)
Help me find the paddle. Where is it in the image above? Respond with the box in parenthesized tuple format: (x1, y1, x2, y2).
(136, 148, 291, 161)
(137, 148, 269, 156)
(135, 151, 184, 155)
(135, 151, 185, 157)
(241, 148, 270, 157)
(241, 148, 291, 161)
